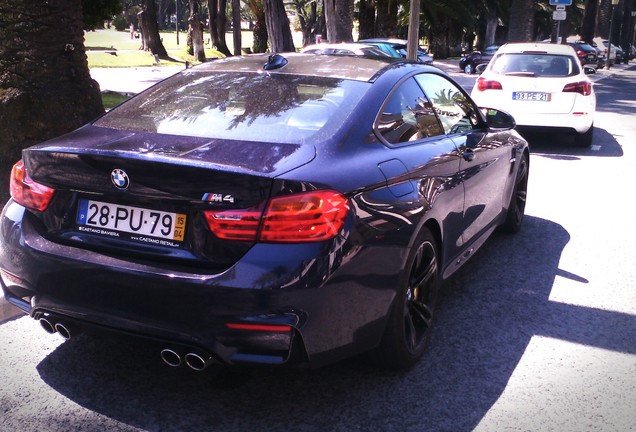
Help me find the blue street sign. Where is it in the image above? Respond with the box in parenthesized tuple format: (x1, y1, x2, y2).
(550, 0, 572, 5)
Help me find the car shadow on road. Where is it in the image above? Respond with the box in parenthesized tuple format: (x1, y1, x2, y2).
(523, 126, 623, 159)
(34, 215, 636, 431)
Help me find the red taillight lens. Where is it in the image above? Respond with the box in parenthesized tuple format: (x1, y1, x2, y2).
(203, 206, 263, 241)
(226, 323, 291, 332)
(203, 190, 349, 243)
(9, 161, 55, 211)
(476, 77, 503, 91)
(563, 81, 592, 96)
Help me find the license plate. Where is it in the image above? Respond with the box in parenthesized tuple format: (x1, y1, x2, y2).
(512, 92, 551, 102)
(76, 199, 186, 246)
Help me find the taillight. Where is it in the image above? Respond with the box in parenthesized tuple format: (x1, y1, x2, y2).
(203, 190, 349, 243)
(10, 161, 55, 211)
(476, 77, 503, 91)
(203, 205, 263, 241)
(226, 323, 292, 332)
(563, 81, 592, 96)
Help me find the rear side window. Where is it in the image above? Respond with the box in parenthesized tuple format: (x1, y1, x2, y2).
(375, 77, 444, 144)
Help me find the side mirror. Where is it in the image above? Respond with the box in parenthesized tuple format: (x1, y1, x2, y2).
(584, 65, 597, 75)
(475, 63, 488, 74)
(482, 108, 516, 131)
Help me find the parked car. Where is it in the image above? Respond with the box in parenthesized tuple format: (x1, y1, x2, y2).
(358, 38, 434, 64)
(459, 44, 501, 74)
(593, 37, 617, 65)
(567, 41, 598, 66)
(614, 44, 624, 63)
(301, 42, 390, 58)
(471, 42, 596, 147)
(1, 53, 528, 371)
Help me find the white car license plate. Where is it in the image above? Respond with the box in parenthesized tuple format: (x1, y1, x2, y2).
(512, 91, 551, 102)
(76, 199, 186, 245)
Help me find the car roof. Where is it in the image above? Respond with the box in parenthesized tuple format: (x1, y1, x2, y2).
(496, 42, 577, 56)
(359, 38, 408, 44)
(301, 42, 377, 52)
(192, 52, 401, 82)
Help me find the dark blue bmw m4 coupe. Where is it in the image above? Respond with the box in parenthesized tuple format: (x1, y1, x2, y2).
(0, 53, 529, 371)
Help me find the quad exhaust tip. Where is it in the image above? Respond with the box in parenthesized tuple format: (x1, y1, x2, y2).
(160, 348, 216, 371)
(39, 317, 76, 340)
(160, 348, 183, 368)
(39, 317, 56, 334)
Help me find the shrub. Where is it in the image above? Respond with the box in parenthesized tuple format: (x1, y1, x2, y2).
(112, 16, 127, 32)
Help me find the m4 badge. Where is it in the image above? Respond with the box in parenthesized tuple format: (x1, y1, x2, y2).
(202, 193, 235, 204)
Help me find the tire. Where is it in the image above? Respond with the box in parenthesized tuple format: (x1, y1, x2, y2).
(463, 63, 474, 74)
(376, 227, 440, 370)
(575, 124, 594, 147)
(501, 152, 529, 234)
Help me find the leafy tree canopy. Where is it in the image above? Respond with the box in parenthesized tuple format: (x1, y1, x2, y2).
(82, 0, 122, 30)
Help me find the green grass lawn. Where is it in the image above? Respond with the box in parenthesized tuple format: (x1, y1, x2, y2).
(85, 28, 306, 68)
(101, 92, 130, 110)
(85, 28, 276, 68)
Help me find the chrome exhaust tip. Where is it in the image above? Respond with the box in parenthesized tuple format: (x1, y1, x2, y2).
(39, 317, 57, 335)
(54, 322, 73, 340)
(184, 352, 215, 371)
(160, 348, 182, 367)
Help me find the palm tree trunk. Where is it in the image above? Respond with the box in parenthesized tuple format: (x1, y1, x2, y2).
(0, 0, 103, 204)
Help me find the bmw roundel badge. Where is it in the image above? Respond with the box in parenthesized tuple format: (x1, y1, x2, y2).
(111, 169, 130, 190)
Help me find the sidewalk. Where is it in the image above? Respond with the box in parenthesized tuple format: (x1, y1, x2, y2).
(90, 65, 185, 95)
(90, 58, 634, 96)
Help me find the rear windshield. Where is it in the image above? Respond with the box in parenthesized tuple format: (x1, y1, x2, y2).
(490, 53, 581, 77)
(95, 71, 369, 144)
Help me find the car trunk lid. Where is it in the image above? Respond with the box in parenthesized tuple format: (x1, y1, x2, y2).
(20, 126, 316, 269)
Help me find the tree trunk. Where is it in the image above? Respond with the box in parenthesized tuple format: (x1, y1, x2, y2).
(580, 0, 599, 44)
(140, 0, 169, 58)
(358, 0, 376, 40)
(252, 12, 269, 53)
(232, 0, 242, 55)
(620, 0, 631, 63)
(508, 0, 534, 42)
(188, 0, 206, 61)
(324, 0, 337, 42)
(484, 11, 498, 47)
(597, 0, 611, 38)
(295, 0, 318, 46)
(263, 0, 295, 52)
(207, 0, 232, 56)
(375, 0, 398, 37)
(0, 0, 103, 203)
(335, 0, 354, 42)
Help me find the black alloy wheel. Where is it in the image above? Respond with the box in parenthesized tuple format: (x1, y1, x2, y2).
(501, 153, 529, 233)
(377, 227, 439, 369)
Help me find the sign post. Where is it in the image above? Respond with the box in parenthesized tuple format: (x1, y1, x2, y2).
(550, 0, 571, 44)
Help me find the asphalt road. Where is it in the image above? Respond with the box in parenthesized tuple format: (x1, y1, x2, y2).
(1, 64, 635, 432)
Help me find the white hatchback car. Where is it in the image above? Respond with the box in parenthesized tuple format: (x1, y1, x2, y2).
(470, 42, 596, 146)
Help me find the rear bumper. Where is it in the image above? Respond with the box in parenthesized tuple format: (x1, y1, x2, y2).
(0, 200, 403, 368)
(512, 111, 594, 134)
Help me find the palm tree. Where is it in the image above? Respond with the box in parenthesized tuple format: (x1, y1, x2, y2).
(508, 0, 535, 42)
(0, 0, 103, 203)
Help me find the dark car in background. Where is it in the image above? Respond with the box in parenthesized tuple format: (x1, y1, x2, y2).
(459, 44, 501, 74)
(567, 41, 598, 66)
(358, 38, 434, 64)
(1, 53, 528, 371)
